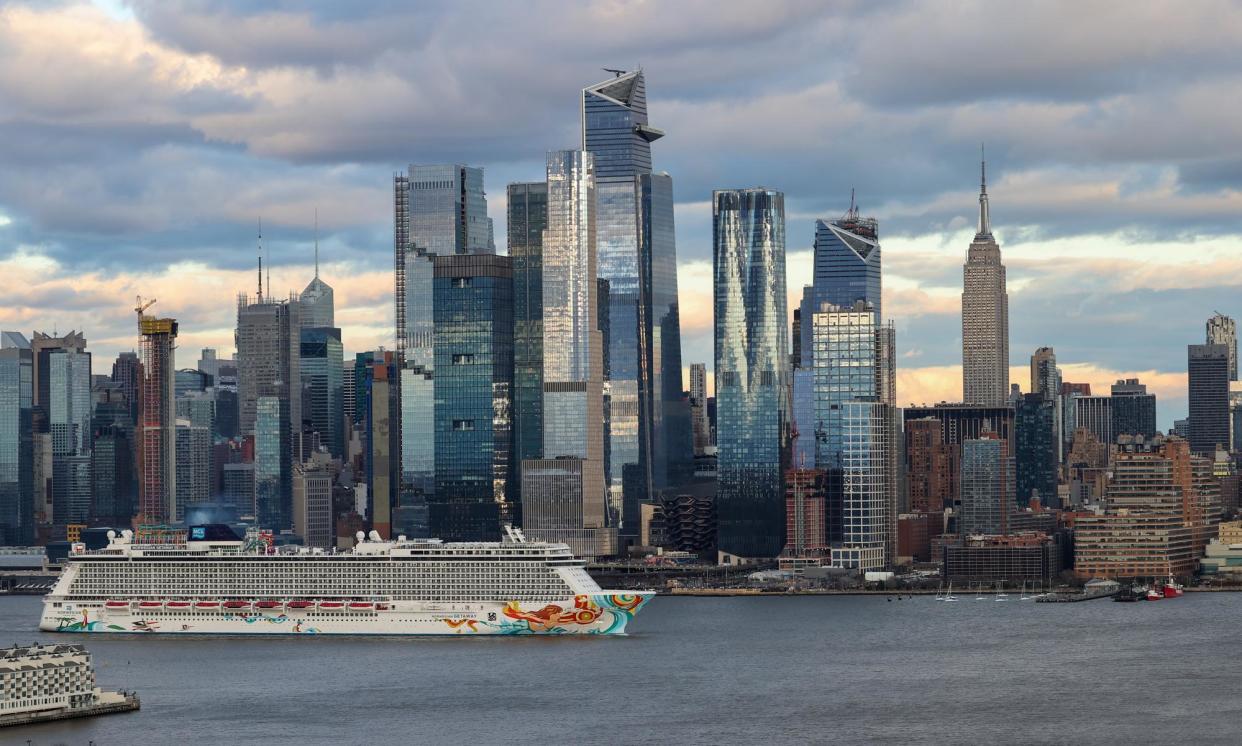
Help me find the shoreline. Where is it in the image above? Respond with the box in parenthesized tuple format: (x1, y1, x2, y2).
(659, 586, 1242, 596)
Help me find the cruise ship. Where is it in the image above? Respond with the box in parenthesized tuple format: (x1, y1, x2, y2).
(40, 526, 651, 636)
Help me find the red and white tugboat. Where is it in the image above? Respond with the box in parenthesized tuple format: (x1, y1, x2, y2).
(1145, 587, 1163, 601)
(1162, 576, 1184, 598)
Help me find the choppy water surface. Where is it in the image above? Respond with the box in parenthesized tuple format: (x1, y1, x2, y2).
(4, 592, 1242, 744)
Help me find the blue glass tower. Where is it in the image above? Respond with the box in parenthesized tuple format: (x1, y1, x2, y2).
(0, 332, 33, 545)
(582, 70, 690, 542)
(508, 182, 547, 487)
(798, 205, 881, 367)
(432, 254, 515, 541)
(299, 327, 344, 459)
(713, 188, 790, 559)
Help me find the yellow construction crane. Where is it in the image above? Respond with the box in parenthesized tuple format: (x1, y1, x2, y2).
(134, 295, 156, 321)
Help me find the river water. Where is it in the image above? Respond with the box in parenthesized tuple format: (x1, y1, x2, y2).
(4, 592, 1241, 745)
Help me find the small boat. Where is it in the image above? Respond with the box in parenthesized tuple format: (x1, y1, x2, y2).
(943, 583, 958, 602)
(348, 601, 374, 610)
(994, 581, 1009, 601)
(287, 600, 312, 609)
(138, 600, 162, 609)
(1162, 576, 1184, 598)
(975, 583, 986, 601)
(105, 600, 129, 609)
(195, 601, 220, 609)
(166, 601, 191, 609)
(1019, 581, 1034, 601)
(1145, 588, 1163, 601)
(1113, 584, 1141, 602)
(223, 600, 250, 609)
(318, 601, 344, 609)
(255, 600, 280, 609)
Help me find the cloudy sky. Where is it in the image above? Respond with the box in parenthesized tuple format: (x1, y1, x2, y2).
(2, 0, 1240, 428)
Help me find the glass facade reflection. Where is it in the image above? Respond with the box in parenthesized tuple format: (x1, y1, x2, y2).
(299, 327, 344, 459)
(509, 182, 547, 482)
(0, 333, 33, 545)
(432, 254, 514, 541)
(582, 70, 689, 540)
(49, 349, 92, 526)
(713, 188, 790, 559)
(254, 395, 287, 530)
(799, 211, 881, 367)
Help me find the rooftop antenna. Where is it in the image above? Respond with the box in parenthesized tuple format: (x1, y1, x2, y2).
(257, 217, 264, 301)
(264, 218, 271, 300)
(977, 143, 992, 237)
(603, 67, 627, 77)
(313, 208, 320, 280)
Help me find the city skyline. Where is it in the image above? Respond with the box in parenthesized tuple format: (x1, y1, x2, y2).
(2, 2, 1240, 428)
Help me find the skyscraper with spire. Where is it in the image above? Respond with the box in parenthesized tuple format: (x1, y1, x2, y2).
(961, 154, 1010, 406)
(300, 213, 334, 329)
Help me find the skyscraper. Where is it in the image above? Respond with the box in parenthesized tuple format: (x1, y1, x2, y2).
(798, 201, 881, 365)
(960, 435, 1014, 536)
(111, 351, 141, 426)
(174, 419, 211, 516)
(431, 253, 515, 541)
(293, 461, 333, 549)
(356, 351, 401, 537)
(0, 332, 34, 544)
(1111, 378, 1157, 440)
(48, 348, 92, 526)
(581, 70, 691, 539)
(689, 363, 712, 456)
(1029, 346, 1063, 463)
(1206, 313, 1237, 381)
(1014, 393, 1057, 508)
(962, 158, 1009, 406)
(300, 231, 335, 329)
(30, 331, 87, 415)
(137, 308, 178, 524)
(509, 181, 548, 487)
(1188, 343, 1230, 456)
(300, 327, 344, 459)
(713, 188, 790, 560)
(520, 150, 614, 560)
(393, 163, 495, 357)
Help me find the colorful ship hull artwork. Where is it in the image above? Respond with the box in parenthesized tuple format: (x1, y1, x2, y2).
(40, 525, 653, 637)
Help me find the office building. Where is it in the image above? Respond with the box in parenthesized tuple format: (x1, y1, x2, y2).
(942, 534, 1062, 583)
(581, 70, 691, 534)
(797, 201, 881, 365)
(0, 333, 34, 544)
(300, 327, 344, 459)
(253, 396, 288, 529)
(394, 163, 495, 359)
(961, 159, 1009, 406)
(1029, 346, 1063, 463)
(111, 351, 141, 426)
(293, 461, 333, 549)
(519, 150, 614, 560)
(31, 331, 87, 416)
(174, 420, 211, 517)
(905, 417, 952, 514)
(1188, 343, 1230, 455)
(1206, 313, 1237, 381)
(431, 253, 515, 541)
(689, 363, 712, 456)
(1074, 395, 1113, 448)
(300, 236, 335, 329)
(834, 401, 894, 570)
(356, 351, 401, 538)
(1014, 393, 1057, 508)
(713, 187, 790, 560)
(137, 308, 178, 524)
(235, 292, 301, 441)
(959, 435, 1014, 536)
(48, 348, 92, 526)
(509, 181, 548, 490)
(784, 468, 828, 557)
(400, 364, 434, 496)
(1111, 378, 1157, 439)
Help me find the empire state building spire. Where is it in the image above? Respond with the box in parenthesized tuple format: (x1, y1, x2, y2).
(977, 145, 991, 238)
(961, 150, 1009, 406)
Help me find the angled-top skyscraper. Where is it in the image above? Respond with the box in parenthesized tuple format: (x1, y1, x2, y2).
(798, 199, 881, 366)
(581, 69, 691, 543)
(961, 157, 1010, 406)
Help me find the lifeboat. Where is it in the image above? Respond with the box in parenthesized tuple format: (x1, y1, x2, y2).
(166, 601, 191, 609)
(138, 600, 162, 609)
(105, 600, 129, 609)
(318, 601, 344, 609)
(195, 601, 220, 609)
(255, 600, 280, 609)
(348, 602, 374, 610)
(223, 600, 250, 609)
(287, 600, 312, 609)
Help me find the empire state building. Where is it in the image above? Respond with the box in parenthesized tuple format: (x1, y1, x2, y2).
(961, 158, 1010, 406)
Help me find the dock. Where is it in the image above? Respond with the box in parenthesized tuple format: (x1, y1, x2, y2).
(0, 692, 139, 728)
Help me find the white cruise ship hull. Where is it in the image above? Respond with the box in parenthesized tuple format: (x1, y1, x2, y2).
(40, 593, 652, 636)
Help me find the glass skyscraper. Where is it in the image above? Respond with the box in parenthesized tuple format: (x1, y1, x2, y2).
(0, 332, 34, 545)
(254, 396, 288, 529)
(798, 207, 881, 366)
(49, 349, 92, 526)
(713, 188, 790, 559)
(299, 327, 344, 459)
(520, 150, 615, 560)
(582, 71, 690, 540)
(355, 351, 401, 537)
(509, 182, 547, 492)
(393, 163, 494, 359)
(1014, 392, 1057, 508)
(431, 253, 515, 541)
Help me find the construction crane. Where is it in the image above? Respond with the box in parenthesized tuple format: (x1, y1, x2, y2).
(134, 296, 156, 327)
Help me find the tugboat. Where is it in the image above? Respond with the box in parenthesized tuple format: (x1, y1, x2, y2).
(1162, 576, 1185, 598)
(1113, 584, 1141, 602)
(1145, 585, 1164, 601)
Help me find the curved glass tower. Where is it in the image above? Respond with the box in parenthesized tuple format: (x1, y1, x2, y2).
(713, 188, 790, 559)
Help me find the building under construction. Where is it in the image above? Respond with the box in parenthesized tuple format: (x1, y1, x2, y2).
(136, 299, 178, 524)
